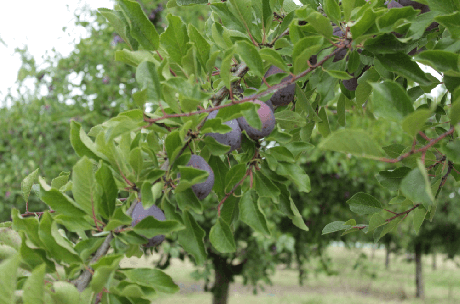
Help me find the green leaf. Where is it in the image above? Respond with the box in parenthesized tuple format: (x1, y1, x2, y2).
(201, 118, 233, 134)
(337, 95, 346, 126)
(259, 48, 289, 72)
(413, 205, 426, 234)
(267, 146, 294, 163)
(376, 53, 432, 86)
(277, 182, 308, 231)
(322, 221, 352, 235)
(442, 139, 460, 164)
(378, 6, 419, 31)
(368, 213, 386, 232)
(425, 0, 460, 14)
(215, 102, 253, 122)
(236, 41, 264, 78)
(22, 263, 46, 304)
(175, 188, 203, 214)
(39, 177, 86, 217)
(0, 255, 19, 304)
(210, 218, 236, 253)
(118, 0, 160, 50)
(38, 213, 81, 264)
(72, 156, 101, 217)
(115, 50, 156, 67)
(136, 61, 161, 102)
(90, 254, 124, 292)
(104, 207, 132, 231)
(274, 110, 307, 129)
(132, 217, 183, 239)
(188, 23, 210, 68)
(253, 171, 280, 200)
(376, 167, 412, 191)
(323, 0, 341, 25)
(293, 36, 324, 74)
(98, 8, 138, 50)
(374, 215, 403, 242)
(371, 80, 414, 122)
(450, 99, 460, 126)
(176, 166, 209, 192)
(11, 209, 41, 247)
(414, 51, 460, 77)
(347, 192, 383, 215)
(203, 136, 231, 155)
(382, 143, 405, 158)
(436, 12, 460, 39)
(317, 107, 331, 138)
(51, 281, 89, 304)
(122, 268, 180, 293)
(95, 164, 117, 219)
(164, 130, 183, 163)
(324, 69, 353, 80)
(225, 164, 247, 193)
(402, 109, 433, 137)
(239, 190, 271, 236)
(21, 168, 39, 203)
(364, 34, 411, 54)
(51, 172, 70, 190)
(160, 14, 189, 64)
(350, 7, 375, 38)
(400, 161, 435, 210)
(276, 162, 311, 193)
(177, 211, 207, 265)
(305, 11, 333, 38)
(319, 129, 385, 159)
(228, 0, 258, 39)
(177, 0, 208, 5)
(70, 121, 105, 162)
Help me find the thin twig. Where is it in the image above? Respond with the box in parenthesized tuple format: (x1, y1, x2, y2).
(378, 128, 454, 163)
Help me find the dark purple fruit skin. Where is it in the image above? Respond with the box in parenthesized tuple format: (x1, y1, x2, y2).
(186, 155, 215, 200)
(343, 75, 358, 91)
(386, 0, 403, 8)
(206, 110, 242, 152)
(237, 99, 276, 140)
(264, 66, 295, 106)
(131, 202, 166, 247)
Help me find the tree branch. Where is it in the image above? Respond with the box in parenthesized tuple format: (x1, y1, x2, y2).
(73, 199, 138, 291)
(378, 127, 454, 163)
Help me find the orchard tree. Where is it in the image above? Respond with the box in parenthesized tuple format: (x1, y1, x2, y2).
(1, 0, 460, 304)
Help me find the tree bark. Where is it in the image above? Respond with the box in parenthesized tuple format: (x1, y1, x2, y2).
(432, 252, 437, 271)
(415, 242, 425, 299)
(212, 255, 232, 304)
(384, 234, 391, 270)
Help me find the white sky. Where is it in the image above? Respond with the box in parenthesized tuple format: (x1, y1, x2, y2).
(0, 0, 442, 103)
(0, 0, 113, 101)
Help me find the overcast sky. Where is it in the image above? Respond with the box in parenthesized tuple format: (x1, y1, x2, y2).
(0, 0, 113, 100)
(0, 0, 442, 103)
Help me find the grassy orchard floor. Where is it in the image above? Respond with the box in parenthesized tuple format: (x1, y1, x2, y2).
(120, 246, 460, 304)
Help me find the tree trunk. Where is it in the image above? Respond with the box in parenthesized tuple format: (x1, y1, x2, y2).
(432, 252, 437, 271)
(415, 242, 425, 299)
(384, 234, 391, 270)
(212, 255, 231, 304)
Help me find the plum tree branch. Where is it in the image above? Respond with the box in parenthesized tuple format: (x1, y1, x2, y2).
(378, 127, 454, 163)
(144, 44, 348, 125)
(73, 198, 138, 292)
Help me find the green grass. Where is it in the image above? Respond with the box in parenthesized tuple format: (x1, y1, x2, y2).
(121, 246, 460, 304)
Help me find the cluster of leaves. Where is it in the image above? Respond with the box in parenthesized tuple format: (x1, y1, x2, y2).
(1, 0, 460, 302)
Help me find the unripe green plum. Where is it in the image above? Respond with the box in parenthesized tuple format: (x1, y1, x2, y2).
(237, 99, 276, 140)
